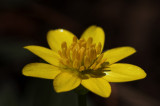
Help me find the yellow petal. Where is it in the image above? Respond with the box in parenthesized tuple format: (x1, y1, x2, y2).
(47, 29, 75, 52)
(53, 72, 81, 93)
(22, 63, 61, 79)
(81, 25, 105, 51)
(103, 46, 136, 64)
(24, 45, 60, 66)
(81, 78, 111, 98)
(103, 63, 146, 82)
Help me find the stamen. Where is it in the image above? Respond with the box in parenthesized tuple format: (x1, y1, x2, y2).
(84, 55, 90, 68)
(58, 36, 107, 79)
(90, 54, 104, 69)
(90, 62, 97, 69)
(73, 36, 78, 43)
(66, 48, 71, 59)
(80, 42, 86, 48)
(65, 59, 71, 67)
(79, 66, 85, 71)
(87, 37, 93, 47)
(87, 37, 93, 44)
(89, 48, 95, 62)
(62, 48, 67, 58)
(96, 54, 104, 63)
(61, 42, 67, 49)
(76, 49, 80, 60)
(79, 47, 85, 64)
(70, 42, 76, 50)
(73, 43, 79, 51)
(91, 44, 96, 48)
(94, 58, 106, 70)
(72, 49, 77, 61)
(58, 50, 63, 57)
(79, 38, 85, 43)
(73, 59, 79, 69)
(96, 42, 102, 54)
(85, 48, 89, 57)
(92, 48, 97, 60)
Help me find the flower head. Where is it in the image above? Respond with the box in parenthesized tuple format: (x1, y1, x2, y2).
(22, 26, 146, 97)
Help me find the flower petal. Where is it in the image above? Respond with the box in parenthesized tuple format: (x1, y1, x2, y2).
(22, 63, 61, 79)
(47, 29, 75, 52)
(53, 72, 81, 93)
(81, 25, 105, 51)
(81, 78, 111, 98)
(103, 46, 136, 64)
(24, 45, 60, 66)
(103, 63, 147, 82)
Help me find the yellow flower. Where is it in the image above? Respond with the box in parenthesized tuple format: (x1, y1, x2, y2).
(22, 25, 146, 98)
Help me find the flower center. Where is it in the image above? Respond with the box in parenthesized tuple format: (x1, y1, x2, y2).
(58, 36, 109, 79)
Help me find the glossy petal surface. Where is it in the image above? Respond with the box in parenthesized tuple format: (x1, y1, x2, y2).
(24, 46, 60, 66)
(81, 78, 111, 98)
(53, 72, 81, 93)
(81, 25, 105, 51)
(103, 46, 136, 64)
(103, 63, 146, 82)
(22, 63, 61, 79)
(47, 29, 75, 52)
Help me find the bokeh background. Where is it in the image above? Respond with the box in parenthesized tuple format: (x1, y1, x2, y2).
(0, 0, 160, 106)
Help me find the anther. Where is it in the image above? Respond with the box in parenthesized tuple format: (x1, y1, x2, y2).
(80, 42, 86, 48)
(96, 42, 102, 54)
(79, 38, 85, 43)
(76, 50, 80, 60)
(90, 62, 97, 69)
(61, 42, 67, 49)
(62, 48, 67, 58)
(89, 48, 95, 61)
(91, 54, 104, 69)
(73, 59, 79, 69)
(66, 48, 71, 59)
(84, 56, 90, 68)
(65, 59, 71, 67)
(72, 49, 77, 61)
(73, 43, 79, 51)
(58, 50, 63, 57)
(92, 48, 97, 60)
(87, 37, 93, 47)
(79, 66, 85, 71)
(91, 44, 96, 48)
(87, 37, 93, 44)
(79, 47, 85, 64)
(96, 54, 104, 63)
(73, 36, 78, 43)
(94, 58, 106, 70)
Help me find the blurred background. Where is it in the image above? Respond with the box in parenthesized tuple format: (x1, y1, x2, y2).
(0, 0, 160, 106)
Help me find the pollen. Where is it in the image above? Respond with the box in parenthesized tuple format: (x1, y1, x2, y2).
(58, 36, 108, 78)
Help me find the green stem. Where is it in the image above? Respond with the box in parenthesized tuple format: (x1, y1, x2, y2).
(78, 94, 87, 106)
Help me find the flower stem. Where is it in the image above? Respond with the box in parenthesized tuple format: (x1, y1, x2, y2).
(78, 94, 87, 106)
